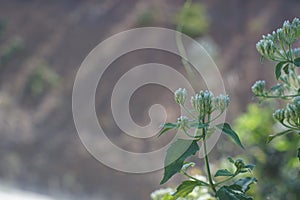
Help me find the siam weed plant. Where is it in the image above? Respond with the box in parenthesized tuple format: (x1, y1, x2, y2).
(156, 89, 257, 200)
(252, 18, 300, 160)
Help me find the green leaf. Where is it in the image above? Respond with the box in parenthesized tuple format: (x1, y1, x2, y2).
(275, 61, 286, 79)
(216, 186, 253, 200)
(214, 169, 234, 177)
(160, 139, 199, 184)
(294, 57, 300, 67)
(297, 148, 300, 161)
(244, 164, 255, 170)
(228, 157, 235, 163)
(171, 180, 204, 199)
(159, 123, 178, 137)
(267, 129, 294, 143)
(216, 123, 245, 149)
(233, 177, 257, 193)
(283, 63, 289, 74)
(270, 84, 283, 92)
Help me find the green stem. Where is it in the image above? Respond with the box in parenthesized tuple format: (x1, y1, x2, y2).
(181, 171, 210, 186)
(255, 93, 300, 99)
(182, 105, 197, 119)
(202, 117, 216, 194)
(215, 176, 235, 187)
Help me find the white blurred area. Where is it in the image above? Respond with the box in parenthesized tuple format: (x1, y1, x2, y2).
(0, 186, 57, 200)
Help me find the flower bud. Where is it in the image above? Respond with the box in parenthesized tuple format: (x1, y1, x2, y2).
(174, 88, 188, 105)
(273, 109, 285, 122)
(191, 93, 203, 115)
(276, 28, 285, 43)
(256, 41, 265, 56)
(234, 159, 245, 169)
(214, 94, 230, 112)
(191, 90, 214, 116)
(251, 80, 267, 96)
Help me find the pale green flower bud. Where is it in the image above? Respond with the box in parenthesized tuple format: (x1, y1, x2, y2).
(276, 28, 285, 43)
(235, 159, 245, 169)
(191, 93, 203, 115)
(265, 40, 276, 56)
(285, 104, 298, 120)
(174, 88, 188, 105)
(293, 96, 300, 105)
(202, 90, 214, 114)
(256, 41, 265, 56)
(191, 90, 214, 115)
(252, 80, 267, 96)
(273, 109, 285, 122)
(214, 94, 230, 112)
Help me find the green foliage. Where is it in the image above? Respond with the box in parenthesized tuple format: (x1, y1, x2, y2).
(26, 64, 61, 98)
(136, 7, 159, 27)
(216, 123, 244, 150)
(253, 17, 300, 161)
(172, 180, 205, 199)
(0, 38, 24, 66)
(161, 139, 199, 184)
(234, 104, 300, 199)
(214, 169, 234, 177)
(176, 2, 209, 38)
(157, 88, 256, 199)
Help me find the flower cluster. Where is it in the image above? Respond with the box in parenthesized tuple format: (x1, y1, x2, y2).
(190, 90, 214, 116)
(251, 80, 267, 96)
(256, 18, 300, 61)
(273, 97, 300, 128)
(174, 88, 230, 119)
(175, 88, 188, 105)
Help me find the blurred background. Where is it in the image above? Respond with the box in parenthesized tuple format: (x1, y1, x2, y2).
(0, 0, 299, 199)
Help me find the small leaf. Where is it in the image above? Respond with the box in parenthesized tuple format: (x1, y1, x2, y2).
(267, 129, 294, 143)
(216, 123, 245, 149)
(228, 157, 235, 163)
(283, 63, 289, 74)
(214, 169, 234, 177)
(160, 139, 199, 184)
(171, 180, 204, 199)
(270, 84, 283, 92)
(159, 123, 178, 137)
(233, 177, 257, 193)
(275, 61, 286, 79)
(216, 186, 253, 200)
(244, 164, 255, 170)
(294, 57, 300, 67)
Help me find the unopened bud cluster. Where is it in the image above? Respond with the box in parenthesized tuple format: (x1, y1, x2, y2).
(174, 88, 188, 105)
(191, 90, 214, 116)
(256, 18, 300, 61)
(273, 97, 300, 127)
(251, 80, 267, 96)
(174, 88, 230, 120)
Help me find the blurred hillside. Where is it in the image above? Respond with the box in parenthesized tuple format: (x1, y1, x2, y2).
(0, 0, 299, 199)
